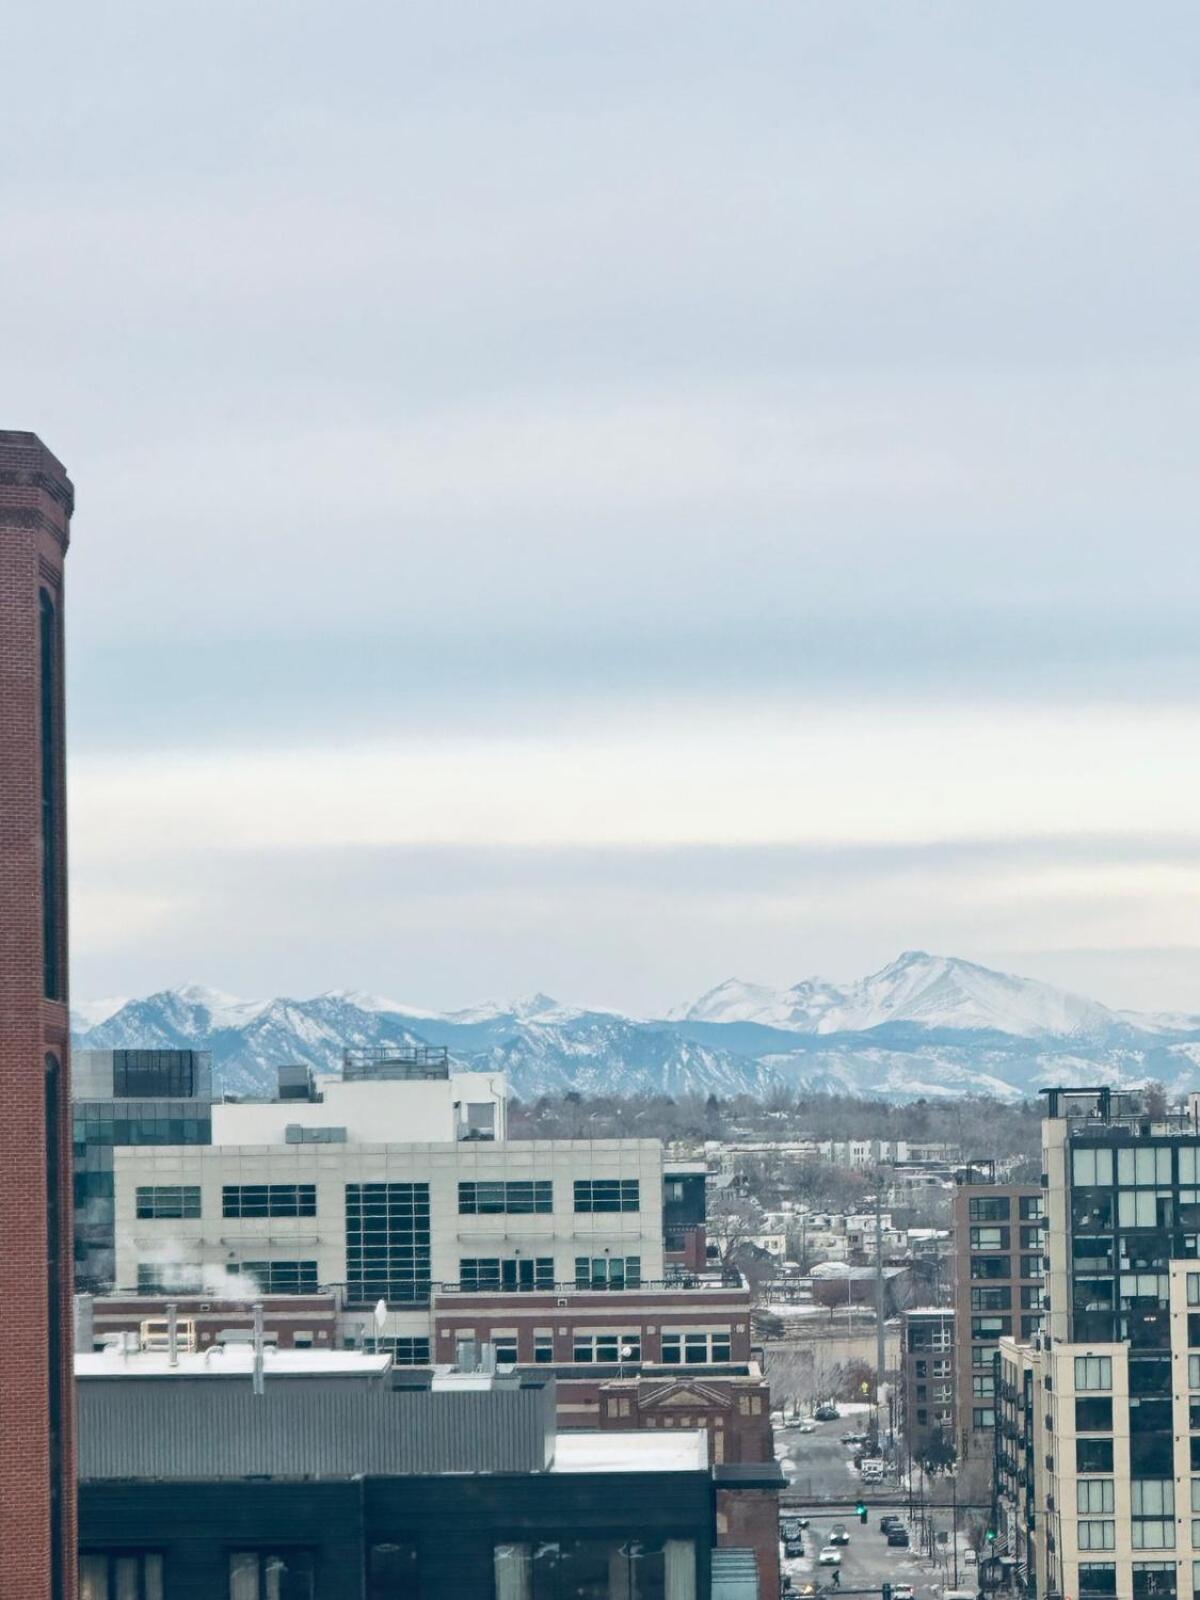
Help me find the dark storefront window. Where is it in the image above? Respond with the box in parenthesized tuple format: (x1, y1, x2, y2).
(369, 1542, 421, 1599)
(80, 1552, 163, 1600)
(229, 1550, 314, 1600)
(494, 1538, 691, 1598)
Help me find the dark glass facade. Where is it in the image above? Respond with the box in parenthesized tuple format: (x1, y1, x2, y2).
(346, 1182, 431, 1306)
(73, 1096, 211, 1292)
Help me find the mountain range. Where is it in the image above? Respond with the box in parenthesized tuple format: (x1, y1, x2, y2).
(71, 952, 1200, 1103)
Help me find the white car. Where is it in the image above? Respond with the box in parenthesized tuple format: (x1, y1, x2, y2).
(818, 1548, 842, 1566)
(797, 1421, 816, 1434)
(892, 1586, 915, 1600)
(964, 1550, 979, 1567)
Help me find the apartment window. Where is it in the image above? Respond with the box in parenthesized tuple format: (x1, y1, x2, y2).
(362, 1337, 430, 1365)
(1135, 1434, 1176, 1476)
(222, 1185, 316, 1218)
(1073, 1148, 1114, 1186)
(1182, 1149, 1200, 1183)
(1021, 1312, 1044, 1339)
(135, 1185, 201, 1220)
(971, 1286, 1012, 1312)
(80, 1553, 163, 1600)
(1079, 1565, 1117, 1598)
(229, 1550, 314, 1600)
(1075, 1356, 1113, 1391)
(459, 1257, 554, 1291)
(661, 1331, 732, 1365)
(932, 1359, 952, 1377)
(1133, 1523, 1176, 1551)
(493, 1335, 518, 1364)
(572, 1332, 642, 1363)
(969, 1226, 1009, 1250)
(345, 1182, 431, 1305)
(367, 1543, 420, 1600)
(1131, 1359, 1172, 1395)
(1132, 1563, 1176, 1600)
(1076, 1396, 1113, 1432)
(1020, 1195, 1045, 1220)
(534, 1332, 554, 1364)
(575, 1255, 642, 1289)
(972, 1408, 995, 1430)
(972, 1345, 995, 1368)
(915, 1359, 927, 1378)
(1077, 1481, 1115, 1514)
(457, 1181, 552, 1216)
(1119, 1147, 1172, 1185)
(1078, 1523, 1116, 1552)
(1021, 1286, 1044, 1310)
(972, 1375, 995, 1399)
(971, 1317, 1011, 1339)
(968, 1197, 1011, 1222)
(1119, 1191, 1163, 1229)
(1020, 1225, 1043, 1249)
(233, 1261, 319, 1294)
(1021, 1254, 1045, 1278)
(1077, 1438, 1114, 1473)
(916, 1408, 928, 1426)
(574, 1179, 640, 1214)
(971, 1256, 1012, 1280)
(1189, 1274, 1200, 1306)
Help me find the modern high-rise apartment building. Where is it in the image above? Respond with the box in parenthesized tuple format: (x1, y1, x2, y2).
(0, 431, 76, 1599)
(953, 1165, 1044, 1460)
(996, 1087, 1200, 1600)
(73, 1048, 213, 1291)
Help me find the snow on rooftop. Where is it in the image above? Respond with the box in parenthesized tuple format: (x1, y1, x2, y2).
(552, 1430, 709, 1474)
(76, 1347, 392, 1378)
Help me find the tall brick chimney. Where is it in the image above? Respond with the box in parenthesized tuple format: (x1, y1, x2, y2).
(0, 431, 76, 1599)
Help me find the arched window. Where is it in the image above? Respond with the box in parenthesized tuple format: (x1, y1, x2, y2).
(39, 589, 62, 999)
(45, 1053, 65, 1599)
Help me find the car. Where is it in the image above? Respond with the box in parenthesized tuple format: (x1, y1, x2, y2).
(829, 1525, 850, 1546)
(879, 1516, 902, 1534)
(891, 1585, 915, 1599)
(797, 1420, 817, 1434)
(783, 1536, 806, 1558)
(781, 1518, 808, 1539)
(814, 1405, 840, 1421)
(964, 1550, 979, 1567)
(841, 1430, 868, 1445)
(818, 1548, 842, 1566)
(886, 1528, 910, 1547)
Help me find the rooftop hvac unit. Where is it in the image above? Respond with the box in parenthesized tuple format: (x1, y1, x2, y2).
(140, 1316, 197, 1355)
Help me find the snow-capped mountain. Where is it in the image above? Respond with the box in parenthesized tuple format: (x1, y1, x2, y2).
(72, 953, 1200, 1103)
(679, 952, 1118, 1040)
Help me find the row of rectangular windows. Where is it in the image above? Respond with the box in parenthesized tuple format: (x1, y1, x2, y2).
(124, 1177, 645, 1221)
(81, 1541, 698, 1600)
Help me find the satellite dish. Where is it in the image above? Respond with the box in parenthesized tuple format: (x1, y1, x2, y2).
(374, 1299, 388, 1331)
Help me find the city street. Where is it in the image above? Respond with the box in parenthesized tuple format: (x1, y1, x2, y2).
(775, 1415, 970, 1600)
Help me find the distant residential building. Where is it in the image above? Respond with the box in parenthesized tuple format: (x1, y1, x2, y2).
(901, 1307, 956, 1458)
(951, 1162, 1043, 1460)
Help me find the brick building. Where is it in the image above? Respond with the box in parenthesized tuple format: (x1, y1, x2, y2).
(952, 1164, 1044, 1460)
(0, 431, 76, 1599)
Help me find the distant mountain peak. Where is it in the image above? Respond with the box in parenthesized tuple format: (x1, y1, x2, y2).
(71, 957, 1200, 1106)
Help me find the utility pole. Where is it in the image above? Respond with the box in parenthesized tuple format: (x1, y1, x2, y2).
(952, 1470, 959, 1588)
(875, 1174, 886, 1425)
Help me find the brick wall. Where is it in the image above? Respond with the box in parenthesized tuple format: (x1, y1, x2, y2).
(717, 1485, 780, 1598)
(0, 431, 76, 1600)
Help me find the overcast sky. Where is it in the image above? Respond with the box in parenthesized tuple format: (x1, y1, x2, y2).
(8, 2, 1200, 1014)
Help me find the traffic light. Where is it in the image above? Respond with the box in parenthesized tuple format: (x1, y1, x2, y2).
(986, 1528, 998, 1545)
(856, 1501, 868, 1524)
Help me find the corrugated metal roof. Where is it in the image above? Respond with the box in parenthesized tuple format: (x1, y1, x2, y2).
(78, 1375, 556, 1480)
